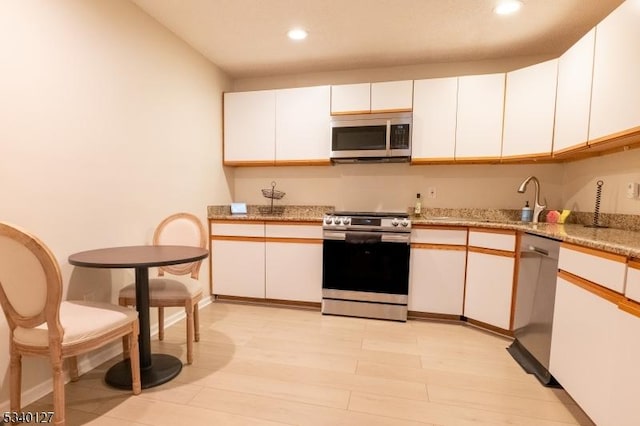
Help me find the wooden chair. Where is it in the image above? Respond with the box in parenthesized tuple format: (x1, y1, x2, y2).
(118, 212, 206, 364)
(0, 222, 141, 426)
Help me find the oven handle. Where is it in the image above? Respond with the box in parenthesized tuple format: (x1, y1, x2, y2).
(323, 231, 410, 244)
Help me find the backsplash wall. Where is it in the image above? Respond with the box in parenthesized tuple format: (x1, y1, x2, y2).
(562, 148, 640, 215)
(233, 162, 565, 213)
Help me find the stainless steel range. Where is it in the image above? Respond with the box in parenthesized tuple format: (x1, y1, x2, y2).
(322, 211, 411, 321)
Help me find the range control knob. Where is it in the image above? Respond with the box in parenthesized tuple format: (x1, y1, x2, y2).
(391, 218, 399, 227)
(342, 217, 351, 225)
(334, 217, 342, 225)
(324, 217, 333, 225)
(401, 219, 409, 227)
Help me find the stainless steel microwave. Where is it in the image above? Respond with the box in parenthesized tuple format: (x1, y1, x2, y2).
(330, 112, 412, 163)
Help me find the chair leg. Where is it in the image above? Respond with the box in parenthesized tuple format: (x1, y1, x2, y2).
(129, 323, 142, 395)
(185, 303, 195, 365)
(120, 298, 131, 360)
(193, 301, 200, 342)
(158, 307, 165, 341)
(68, 357, 79, 382)
(50, 350, 65, 426)
(122, 335, 130, 360)
(9, 343, 22, 414)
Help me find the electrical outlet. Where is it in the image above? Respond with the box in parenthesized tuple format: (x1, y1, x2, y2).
(627, 182, 639, 199)
(427, 187, 437, 199)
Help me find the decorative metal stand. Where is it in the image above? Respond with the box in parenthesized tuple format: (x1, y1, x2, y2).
(584, 180, 609, 228)
(260, 181, 286, 214)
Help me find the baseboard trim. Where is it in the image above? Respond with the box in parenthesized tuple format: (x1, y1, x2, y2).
(0, 295, 215, 411)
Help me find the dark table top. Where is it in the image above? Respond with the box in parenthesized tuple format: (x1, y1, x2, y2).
(68, 245, 209, 269)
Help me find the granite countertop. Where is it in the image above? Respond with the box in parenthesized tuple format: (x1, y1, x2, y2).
(208, 205, 640, 258)
(208, 205, 333, 222)
(413, 216, 640, 257)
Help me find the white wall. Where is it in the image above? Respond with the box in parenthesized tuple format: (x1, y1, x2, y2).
(233, 162, 564, 213)
(232, 55, 555, 91)
(563, 149, 640, 214)
(0, 0, 232, 407)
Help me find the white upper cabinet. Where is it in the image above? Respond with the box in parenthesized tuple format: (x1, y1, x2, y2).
(330, 83, 370, 114)
(590, 0, 640, 141)
(411, 77, 458, 161)
(223, 90, 276, 164)
(502, 59, 558, 158)
(370, 80, 414, 112)
(331, 81, 413, 114)
(455, 73, 505, 160)
(275, 85, 330, 163)
(553, 29, 595, 154)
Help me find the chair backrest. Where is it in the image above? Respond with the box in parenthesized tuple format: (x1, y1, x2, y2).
(153, 213, 206, 279)
(0, 222, 63, 341)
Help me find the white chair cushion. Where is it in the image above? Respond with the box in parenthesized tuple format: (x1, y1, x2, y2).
(119, 278, 202, 301)
(13, 301, 138, 347)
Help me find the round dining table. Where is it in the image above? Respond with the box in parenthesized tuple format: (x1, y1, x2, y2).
(68, 245, 209, 389)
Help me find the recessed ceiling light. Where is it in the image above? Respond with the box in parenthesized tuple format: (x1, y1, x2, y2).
(287, 28, 308, 41)
(494, 0, 523, 15)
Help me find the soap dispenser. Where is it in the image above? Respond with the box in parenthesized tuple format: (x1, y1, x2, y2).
(521, 201, 533, 222)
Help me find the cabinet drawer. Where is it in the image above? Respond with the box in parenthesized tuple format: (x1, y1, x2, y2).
(558, 244, 626, 293)
(211, 222, 265, 238)
(468, 230, 515, 252)
(265, 224, 323, 239)
(411, 228, 467, 245)
(626, 261, 640, 303)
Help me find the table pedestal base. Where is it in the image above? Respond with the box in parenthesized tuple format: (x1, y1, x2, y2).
(105, 354, 182, 390)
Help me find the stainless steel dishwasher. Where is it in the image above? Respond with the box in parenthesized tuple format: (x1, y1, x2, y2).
(508, 232, 561, 387)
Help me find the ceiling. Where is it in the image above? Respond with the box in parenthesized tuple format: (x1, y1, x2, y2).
(130, 0, 624, 80)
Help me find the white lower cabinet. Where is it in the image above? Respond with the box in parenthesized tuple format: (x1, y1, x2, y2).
(609, 300, 640, 426)
(463, 229, 516, 330)
(211, 239, 265, 298)
(266, 241, 322, 302)
(409, 247, 466, 315)
(409, 227, 467, 315)
(210, 221, 323, 303)
(463, 250, 515, 330)
(549, 275, 618, 426)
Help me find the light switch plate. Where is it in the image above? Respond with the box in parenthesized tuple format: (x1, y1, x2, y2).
(626, 182, 638, 199)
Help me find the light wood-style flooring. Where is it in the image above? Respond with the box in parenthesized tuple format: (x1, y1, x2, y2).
(25, 301, 594, 425)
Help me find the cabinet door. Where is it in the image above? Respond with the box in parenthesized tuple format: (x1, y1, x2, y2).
(463, 251, 514, 330)
(609, 300, 640, 426)
(502, 59, 558, 158)
(411, 77, 458, 161)
(266, 241, 322, 302)
(371, 80, 413, 112)
(275, 86, 330, 163)
(223, 90, 276, 164)
(553, 29, 595, 154)
(549, 276, 616, 426)
(455, 73, 505, 160)
(409, 247, 466, 315)
(330, 83, 370, 114)
(590, 0, 640, 141)
(211, 240, 265, 298)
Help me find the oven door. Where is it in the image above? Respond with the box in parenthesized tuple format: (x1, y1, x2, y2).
(322, 231, 410, 295)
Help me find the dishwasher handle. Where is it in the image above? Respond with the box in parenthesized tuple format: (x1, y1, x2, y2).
(525, 245, 549, 257)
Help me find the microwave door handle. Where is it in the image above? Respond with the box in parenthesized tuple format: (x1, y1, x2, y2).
(386, 120, 391, 154)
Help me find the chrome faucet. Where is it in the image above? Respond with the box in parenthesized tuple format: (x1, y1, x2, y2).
(517, 176, 546, 223)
